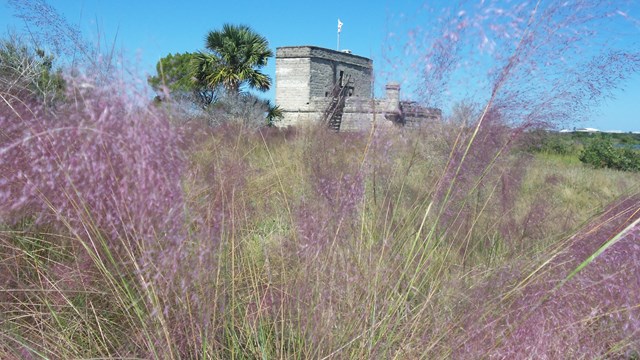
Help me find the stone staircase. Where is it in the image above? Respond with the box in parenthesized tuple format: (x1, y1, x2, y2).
(322, 75, 352, 131)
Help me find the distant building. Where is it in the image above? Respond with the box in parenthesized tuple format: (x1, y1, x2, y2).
(275, 45, 440, 130)
(575, 127, 600, 133)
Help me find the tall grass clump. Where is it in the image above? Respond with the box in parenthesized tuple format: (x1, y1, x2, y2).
(453, 195, 640, 358)
(0, 73, 193, 357)
(1, 79, 185, 243)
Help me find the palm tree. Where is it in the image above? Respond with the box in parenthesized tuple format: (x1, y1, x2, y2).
(193, 24, 273, 94)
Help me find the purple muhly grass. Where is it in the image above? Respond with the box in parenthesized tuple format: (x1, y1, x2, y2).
(0, 76, 186, 252)
(0, 84, 188, 354)
(148, 122, 265, 356)
(178, 123, 255, 286)
(288, 131, 371, 350)
(431, 106, 530, 258)
(361, 127, 411, 197)
(8, 0, 90, 62)
(385, 1, 640, 122)
(451, 195, 640, 358)
(384, 1, 639, 254)
(295, 132, 365, 257)
(294, 170, 364, 258)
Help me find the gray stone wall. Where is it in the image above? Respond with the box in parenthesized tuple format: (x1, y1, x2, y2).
(275, 45, 440, 129)
(278, 98, 441, 130)
(308, 58, 372, 98)
(276, 46, 372, 69)
(275, 56, 311, 112)
(276, 46, 373, 118)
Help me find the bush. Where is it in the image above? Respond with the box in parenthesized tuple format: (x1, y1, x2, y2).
(579, 137, 640, 172)
(545, 135, 579, 155)
(617, 148, 640, 172)
(526, 132, 580, 156)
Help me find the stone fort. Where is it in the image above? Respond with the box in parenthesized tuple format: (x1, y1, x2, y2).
(275, 46, 440, 130)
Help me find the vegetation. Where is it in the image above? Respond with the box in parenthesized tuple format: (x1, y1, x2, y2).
(528, 131, 640, 172)
(265, 101, 283, 127)
(2, 106, 639, 357)
(0, 33, 65, 108)
(1, 0, 639, 358)
(148, 25, 279, 127)
(192, 24, 273, 94)
(579, 136, 640, 172)
(204, 92, 282, 128)
(148, 52, 220, 106)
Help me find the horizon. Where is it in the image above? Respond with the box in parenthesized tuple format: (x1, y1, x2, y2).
(2, 0, 639, 131)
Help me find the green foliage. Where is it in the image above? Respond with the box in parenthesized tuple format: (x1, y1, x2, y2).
(617, 147, 640, 171)
(265, 101, 283, 127)
(614, 132, 640, 145)
(542, 135, 577, 155)
(573, 132, 640, 148)
(579, 136, 640, 172)
(148, 52, 195, 94)
(149, 26, 276, 123)
(193, 24, 273, 94)
(0, 33, 65, 107)
(148, 52, 219, 106)
(579, 137, 619, 168)
(526, 131, 640, 171)
(524, 131, 580, 156)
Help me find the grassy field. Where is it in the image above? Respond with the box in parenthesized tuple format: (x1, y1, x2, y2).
(1, 97, 639, 358)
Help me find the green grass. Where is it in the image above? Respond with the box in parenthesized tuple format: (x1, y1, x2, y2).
(523, 153, 639, 225)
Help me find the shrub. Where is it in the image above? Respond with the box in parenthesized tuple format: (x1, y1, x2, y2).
(579, 136, 640, 172)
(541, 134, 579, 156)
(208, 92, 274, 128)
(617, 148, 640, 172)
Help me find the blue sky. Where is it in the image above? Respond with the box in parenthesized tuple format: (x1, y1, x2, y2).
(2, 0, 639, 131)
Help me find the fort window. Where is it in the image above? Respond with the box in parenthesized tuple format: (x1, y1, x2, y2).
(339, 70, 344, 87)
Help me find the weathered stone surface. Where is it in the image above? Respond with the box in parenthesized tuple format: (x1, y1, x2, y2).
(275, 56, 311, 112)
(276, 46, 373, 117)
(276, 46, 372, 69)
(275, 45, 441, 129)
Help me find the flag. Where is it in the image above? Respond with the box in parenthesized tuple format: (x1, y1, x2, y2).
(338, 19, 343, 33)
